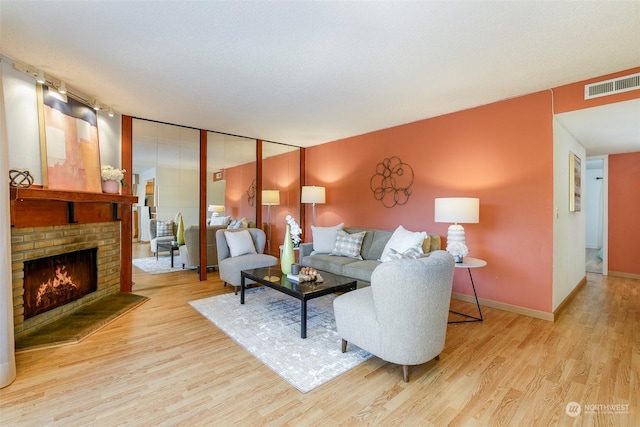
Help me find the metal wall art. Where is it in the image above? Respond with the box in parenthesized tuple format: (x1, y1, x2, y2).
(370, 156, 414, 208)
(9, 169, 34, 188)
(247, 179, 257, 206)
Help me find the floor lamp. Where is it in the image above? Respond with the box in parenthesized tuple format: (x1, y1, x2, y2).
(262, 190, 280, 254)
(301, 186, 325, 226)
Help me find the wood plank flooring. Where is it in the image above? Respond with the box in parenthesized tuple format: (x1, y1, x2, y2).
(1, 243, 638, 425)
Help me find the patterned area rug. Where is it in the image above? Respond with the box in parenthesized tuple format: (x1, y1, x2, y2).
(189, 287, 372, 393)
(132, 256, 192, 274)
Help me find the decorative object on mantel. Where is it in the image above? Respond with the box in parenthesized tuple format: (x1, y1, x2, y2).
(281, 224, 295, 274)
(100, 165, 125, 194)
(9, 169, 34, 188)
(369, 156, 414, 208)
(285, 215, 302, 247)
(247, 179, 257, 206)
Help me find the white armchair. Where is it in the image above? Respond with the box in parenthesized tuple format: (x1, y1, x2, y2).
(333, 250, 455, 382)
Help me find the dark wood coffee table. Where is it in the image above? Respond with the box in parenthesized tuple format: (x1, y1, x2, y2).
(240, 266, 357, 338)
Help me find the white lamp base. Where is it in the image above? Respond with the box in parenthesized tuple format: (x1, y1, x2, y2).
(447, 223, 466, 246)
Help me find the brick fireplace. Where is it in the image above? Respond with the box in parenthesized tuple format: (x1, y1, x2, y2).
(11, 222, 122, 339)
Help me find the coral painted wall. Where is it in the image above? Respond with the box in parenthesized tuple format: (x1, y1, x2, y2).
(608, 152, 640, 276)
(306, 91, 555, 312)
(224, 162, 257, 221)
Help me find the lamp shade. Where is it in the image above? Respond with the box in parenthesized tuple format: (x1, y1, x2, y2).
(301, 186, 326, 204)
(261, 190, 280, 205)
(434, 198, 479, 224)
(208, 205, 225, 213)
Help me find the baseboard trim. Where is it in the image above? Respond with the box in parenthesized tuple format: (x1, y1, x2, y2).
(451, 293, 554, 322)
(609, 271, 640, 280)
(553, 276, 587, 320)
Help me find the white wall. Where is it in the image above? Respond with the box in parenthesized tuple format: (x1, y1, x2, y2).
(585, 160, 604, 249)
(552, 118, 587, 310)
(0, 60, 17, 388)
(1, 61, 123, 183)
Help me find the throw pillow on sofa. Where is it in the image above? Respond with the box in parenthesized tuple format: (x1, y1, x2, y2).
(210, 215, 230, 226)
(156, 220, 174, 237)
(379, 225, 427, 262)
(224, 230, 257, 257)
(311, 223, 344, 254)
(386, 245, 425, 260)
(227, 217, 248, 229)
(331, 229, 366, 259)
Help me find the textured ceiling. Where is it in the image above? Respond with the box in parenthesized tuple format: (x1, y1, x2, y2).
(1, 1, 639, 150)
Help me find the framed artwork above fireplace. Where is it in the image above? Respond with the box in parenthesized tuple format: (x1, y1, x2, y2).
(37, 85, 102, 193)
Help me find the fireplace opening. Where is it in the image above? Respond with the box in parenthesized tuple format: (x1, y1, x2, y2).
(23, 248, 98, 319)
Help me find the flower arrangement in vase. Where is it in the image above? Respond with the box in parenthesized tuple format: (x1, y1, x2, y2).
(100, 165, 126, 194)
(447, 241, 469, 263)
(285, 215, 302, 247)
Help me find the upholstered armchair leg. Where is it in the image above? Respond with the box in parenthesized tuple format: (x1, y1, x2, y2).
(234, 286, 238, 295)
(435, 354, 440, 361)
(224, 282, 227, 287)
(403, 365, 410, 382)
(341, 339, 347, 353)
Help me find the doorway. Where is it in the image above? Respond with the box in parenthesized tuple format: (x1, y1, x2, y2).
(585, 156, 608, 274)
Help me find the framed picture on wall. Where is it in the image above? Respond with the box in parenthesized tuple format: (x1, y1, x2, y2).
(569, 152, 582, 212)
(37, 85, 102, 192)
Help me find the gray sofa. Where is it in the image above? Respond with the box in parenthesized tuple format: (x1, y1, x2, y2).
(299, 227, 441, 286)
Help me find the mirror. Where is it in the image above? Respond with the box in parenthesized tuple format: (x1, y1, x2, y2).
(261, 142, 301, 257)
(132, 119, 199, 264)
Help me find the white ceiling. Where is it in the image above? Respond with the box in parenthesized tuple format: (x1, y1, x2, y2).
(1, 1, 639, 153)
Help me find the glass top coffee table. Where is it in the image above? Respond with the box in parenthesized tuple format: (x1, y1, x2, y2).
(240, 266, 357, 338)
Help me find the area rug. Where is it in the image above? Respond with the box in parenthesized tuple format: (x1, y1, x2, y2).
(189, 287, 372, 393)
(132, 256, 192, 274)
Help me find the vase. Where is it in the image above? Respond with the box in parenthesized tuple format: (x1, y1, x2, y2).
(102, 179, 119, 194)
(281, 225, 295, 274)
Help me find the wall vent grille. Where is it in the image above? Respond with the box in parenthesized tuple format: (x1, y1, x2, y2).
(584, 73, 640, 99)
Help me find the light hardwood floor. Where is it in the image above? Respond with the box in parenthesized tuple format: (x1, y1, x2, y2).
(1, 245, 638, 426)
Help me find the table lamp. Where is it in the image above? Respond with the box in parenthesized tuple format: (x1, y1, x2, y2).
(434, 197, 479, 246)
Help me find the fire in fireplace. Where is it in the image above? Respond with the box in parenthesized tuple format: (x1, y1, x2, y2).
(23, 248, 98, 319)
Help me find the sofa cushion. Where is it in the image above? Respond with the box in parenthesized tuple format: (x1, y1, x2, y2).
(380, 225, 427, 262)
(341, 260, 381, 283)
(301, 254, 356, 276)
(311, 223, 344, 254)
(331, 230, 366, 259)
(156, 220, 174, 237)
(224, 230, 257, 257)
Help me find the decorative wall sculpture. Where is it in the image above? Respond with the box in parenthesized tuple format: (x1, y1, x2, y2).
(370, 156, 414, 208)
(247, 179, 257, 206)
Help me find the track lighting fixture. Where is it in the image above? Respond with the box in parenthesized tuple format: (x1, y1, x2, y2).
(107, 107, 114, 117)
(36, 70, 45, 84)
(58, 81, 67, 94)
(93, 99, 101, 111)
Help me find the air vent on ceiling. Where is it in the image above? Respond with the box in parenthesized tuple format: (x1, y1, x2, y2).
(584, 73, 640, 100)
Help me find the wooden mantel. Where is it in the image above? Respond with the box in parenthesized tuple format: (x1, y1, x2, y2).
(10, 185, 138, 292)
(10, 186, 137, 228)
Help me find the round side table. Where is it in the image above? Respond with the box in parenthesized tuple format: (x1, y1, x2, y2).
(449, 257, 487, 323)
